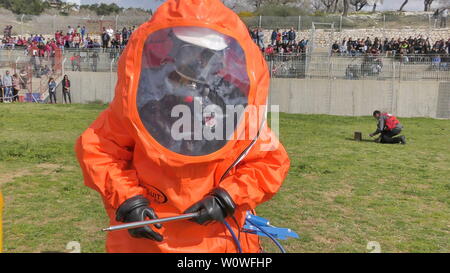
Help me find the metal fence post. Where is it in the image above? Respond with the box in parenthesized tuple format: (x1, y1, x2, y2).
(339, 15, 342, 32)
(21, 14, 25, 37)
(110, 58, 115, 103)
(298, 16, 301, 31)
(259, 15, 262, 29)
(115, 15, 119, 31)
(15, 57, 20, 77)
(62, 58, 67, 78)
(428, 14, 432, 30)
(327, 58, 333, 115)
(100, 15, 105, 33)
(392, 61, 396, 113)
(53, 15, 56, 34)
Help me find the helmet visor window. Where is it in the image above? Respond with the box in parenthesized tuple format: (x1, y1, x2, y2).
(137, 27, 250, 156)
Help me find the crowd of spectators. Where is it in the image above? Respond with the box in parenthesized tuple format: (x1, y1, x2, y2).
(0, 70, 25, 103)
(249, 27, 308, 57)
(332, 36, 450, 57)
(0, 24, 136, 52)
(100, 26, 135, 50)
(0, 24, 137, 102)
(0, 24, 137, 76)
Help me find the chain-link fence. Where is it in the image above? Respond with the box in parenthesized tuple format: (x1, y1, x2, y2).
(55, 50, 450, 82)
(0, 47, 64, 103)
(0, 12, 445, 37)
(0, 60, 32, 103)
(5, 14, 150, 37)
(0, 47, 119, 72)
(268, 53, 450, 81)
(2, 51, 448, 106)
(4, 13, 165, 36)
(62, 48, 120, 73)
(242, 13, 441, 32)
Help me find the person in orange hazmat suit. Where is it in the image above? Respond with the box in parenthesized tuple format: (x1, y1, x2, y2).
(0, 191, 3, 253)
(75, 0, 290, 253)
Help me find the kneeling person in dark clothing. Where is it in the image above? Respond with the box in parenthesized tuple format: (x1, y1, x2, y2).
(369, 110, 406, 144)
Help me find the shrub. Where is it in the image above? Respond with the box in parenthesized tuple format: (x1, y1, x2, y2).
(238, 11, 257, 17)
(0, 0, 46, 15)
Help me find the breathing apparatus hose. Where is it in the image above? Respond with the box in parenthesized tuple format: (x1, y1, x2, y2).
(224, 218, 287, 254)
(224, 220, 243, 253)
(246, 218, 287, 253)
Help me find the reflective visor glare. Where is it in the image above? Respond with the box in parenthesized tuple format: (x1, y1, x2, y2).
(137, 27, 250, 156)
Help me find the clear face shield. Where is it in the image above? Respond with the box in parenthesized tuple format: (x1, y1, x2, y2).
(137, 27, 250, 156)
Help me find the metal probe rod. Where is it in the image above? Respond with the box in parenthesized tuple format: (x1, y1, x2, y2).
(102, 213, 199, 232)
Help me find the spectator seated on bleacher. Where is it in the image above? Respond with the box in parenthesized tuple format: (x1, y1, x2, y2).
(332, 35, 450, 60)
(331, 41, 340, 55)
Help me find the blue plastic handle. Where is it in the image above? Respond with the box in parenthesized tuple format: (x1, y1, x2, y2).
(246, 213, 270, 226)
(243, 212, 300, 240)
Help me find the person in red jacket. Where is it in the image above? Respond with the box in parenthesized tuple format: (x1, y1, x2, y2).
(75, 0, 290, 253)
(369, 110, 406, 144)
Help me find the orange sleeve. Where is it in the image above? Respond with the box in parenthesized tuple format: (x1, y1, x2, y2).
(219, 127, 290, 211)
(75, 107, 146, 210)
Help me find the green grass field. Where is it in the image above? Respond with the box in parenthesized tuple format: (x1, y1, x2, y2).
(0, 104, 449, 253)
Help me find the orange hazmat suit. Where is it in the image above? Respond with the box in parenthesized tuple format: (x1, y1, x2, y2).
(75, 0, 290, 253)
(0, 191, 3, 253)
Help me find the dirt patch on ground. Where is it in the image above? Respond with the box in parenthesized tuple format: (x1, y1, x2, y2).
(0, 163, 61, 186)
(323, 183, 354, 202)
(300, 217, 327, 228)
(0, 169, 31, 186)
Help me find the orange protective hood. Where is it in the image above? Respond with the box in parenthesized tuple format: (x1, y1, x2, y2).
(111, 0, 270, 165)
(75, 0, 290, 253)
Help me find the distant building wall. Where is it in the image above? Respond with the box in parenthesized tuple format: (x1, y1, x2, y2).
(58, 71, 117, 104)
(269, 78, 444, 118)
(60, 71, 448, 119)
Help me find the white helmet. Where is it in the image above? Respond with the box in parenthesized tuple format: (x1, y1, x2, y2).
(173, 27, 228, 51)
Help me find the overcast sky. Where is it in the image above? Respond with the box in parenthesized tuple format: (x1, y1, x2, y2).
(373, 0, 447, 11)
(63, 0, 448, 12)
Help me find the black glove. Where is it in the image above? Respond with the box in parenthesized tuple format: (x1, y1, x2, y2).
(184, 188, 236, 225)
(116, 195, 163, 242)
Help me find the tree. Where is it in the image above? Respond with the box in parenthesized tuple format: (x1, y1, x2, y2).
(257, 2, 307, 16)
(270, 0, 298, 5)
(80, 3, 123, 16)
(232, 0, 311, 12)
(349, 0, 368, 11)
(311, 0, 324, 11)
(368, 0, 383, 12)
(320, 0, 336, 13)
(399, 0, 408, 11)
(0, 0, 46, 15)
(222, 0, 237, 10)
(343, 0, 349, 16)
(249, 0, 266, 10)
(424, 0, 434, 11)
(333, 0, 340, 13)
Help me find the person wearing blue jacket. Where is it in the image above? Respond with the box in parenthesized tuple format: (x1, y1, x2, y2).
(48, 77, 57, 104)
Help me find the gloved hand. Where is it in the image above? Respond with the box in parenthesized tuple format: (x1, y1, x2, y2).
(116, 195, 163, 242)
(184, 188, 236, 225)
